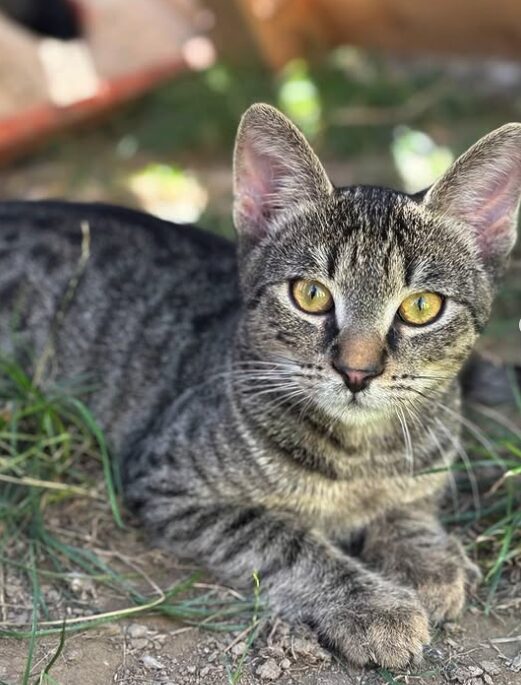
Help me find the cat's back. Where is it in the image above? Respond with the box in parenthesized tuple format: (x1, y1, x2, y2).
(0, 200, 239, 444)
(0, 200, 235, 271)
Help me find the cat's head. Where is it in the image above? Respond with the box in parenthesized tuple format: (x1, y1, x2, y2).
(232, 104, 521, 423)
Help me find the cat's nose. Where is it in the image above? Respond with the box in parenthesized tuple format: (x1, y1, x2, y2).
(332, 361, 384, 393)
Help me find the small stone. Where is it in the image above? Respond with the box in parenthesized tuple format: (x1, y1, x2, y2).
(292, 638, 312, 655)
(186, 665, 197, 674)
(280, 658, 291, 670)
(509, 652, 521, 672)
(127, 624, 148, 639)
(481, 661, 501, 676)
(130, 638, 148, 651)
(449, 665, 472, 682)
(141, 654, 164, 670)
(231, 641, 247, 657)
(153, 634, 167, 645)
(67, 573, 95, 598)
(256, 658, 282, 681)
(467, 666, 484, 677)
(200, 666, 210, 677)
(483, 674, 494, 685)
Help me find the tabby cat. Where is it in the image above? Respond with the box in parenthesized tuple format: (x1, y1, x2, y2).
(1, 105, 519, 669)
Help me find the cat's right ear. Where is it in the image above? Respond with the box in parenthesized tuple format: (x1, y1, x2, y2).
(233, 103, 333, 241)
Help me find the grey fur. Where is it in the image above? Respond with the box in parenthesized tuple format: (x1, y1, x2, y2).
(0, 106, 519, 669)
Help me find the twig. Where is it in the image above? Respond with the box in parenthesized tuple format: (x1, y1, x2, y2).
(33, 220, 91, 387)
(488, 635, 521, 644)
(330, 80, 449, 127)
(0, 472, 98, 496)
(0, 563, 5, 623)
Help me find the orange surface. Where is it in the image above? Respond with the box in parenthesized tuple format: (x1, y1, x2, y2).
(0, 57, 187, 163)
(238, 0, 521, 68)
(0, 0, 211, 162)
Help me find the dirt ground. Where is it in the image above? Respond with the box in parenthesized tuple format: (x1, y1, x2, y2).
(0, 497, 520, 685)
(0, 121, 520, 685)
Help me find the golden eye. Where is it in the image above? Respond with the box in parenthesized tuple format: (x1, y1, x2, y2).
(291, 279, 333, 314)
(398, 292, 444, 326)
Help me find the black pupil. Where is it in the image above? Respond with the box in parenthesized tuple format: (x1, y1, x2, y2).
(309, 284, 319, 300)
(417, 296, 426, 311)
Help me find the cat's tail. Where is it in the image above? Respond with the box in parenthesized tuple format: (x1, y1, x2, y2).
(461, 353, 521, 406)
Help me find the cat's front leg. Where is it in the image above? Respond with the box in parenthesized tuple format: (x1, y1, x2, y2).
(137, 496, 429, 668)
(361, 508, 481, 623)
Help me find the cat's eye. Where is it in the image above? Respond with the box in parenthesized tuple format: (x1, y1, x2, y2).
(291, 279, 333, 314)
(398, 292, 444, 326)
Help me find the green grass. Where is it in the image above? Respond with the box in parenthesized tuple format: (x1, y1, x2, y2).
(444, 398, 521, 612)
(0, 358, 257, 684)
(227, 571, 263, 685)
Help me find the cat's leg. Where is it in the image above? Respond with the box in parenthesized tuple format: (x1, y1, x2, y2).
(134, 496, 429, 668)
(360, 508, 481, 623)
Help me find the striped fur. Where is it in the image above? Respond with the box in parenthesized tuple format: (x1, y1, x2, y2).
(0, 108, 519, 668)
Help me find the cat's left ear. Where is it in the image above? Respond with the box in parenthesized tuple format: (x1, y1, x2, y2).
(424, 123, 521, 276)
(233, 103, 333, 241)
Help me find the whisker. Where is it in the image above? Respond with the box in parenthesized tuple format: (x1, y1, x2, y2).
(435, 401, 504, 466)
(405, 374, 454, 382)
(396, 406, 414, 474)
(469, 402, 521, 444)
(434, 417, 481, 515)
(397, 384, 484, 512)
(427, 426, 460, 515)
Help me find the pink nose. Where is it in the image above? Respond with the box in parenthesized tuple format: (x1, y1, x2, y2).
(332, 362, 383, 393)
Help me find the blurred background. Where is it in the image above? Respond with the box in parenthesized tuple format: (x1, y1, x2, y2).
(0, 0, 519, 359)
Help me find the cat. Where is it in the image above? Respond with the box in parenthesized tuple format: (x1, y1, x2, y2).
(0, 104, 519, 669)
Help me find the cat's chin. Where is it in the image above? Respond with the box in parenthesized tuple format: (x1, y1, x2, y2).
(341, 402, 391, 427)
(315, 390, 392, 428)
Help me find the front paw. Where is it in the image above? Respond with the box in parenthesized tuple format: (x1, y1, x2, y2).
(317, 585, 430, 669)
(415, 542, 482, 623)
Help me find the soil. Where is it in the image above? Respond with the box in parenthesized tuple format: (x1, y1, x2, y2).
(0, 497, 520, 685)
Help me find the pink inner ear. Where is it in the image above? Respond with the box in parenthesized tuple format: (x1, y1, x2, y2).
(235, 149, 270, 234)
(236, 142, 288, 236)
(463, 170, 519, 256)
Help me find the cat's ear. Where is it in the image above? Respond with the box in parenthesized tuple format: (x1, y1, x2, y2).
(233, 103, 333, 240)
(424, 123, 521, 274)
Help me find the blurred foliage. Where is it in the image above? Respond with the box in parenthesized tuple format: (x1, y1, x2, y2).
(127, 163, 207, 223)
(7, 49, 521, 246)
(104, 49, 520, 163)
(392, 127, 454, 193)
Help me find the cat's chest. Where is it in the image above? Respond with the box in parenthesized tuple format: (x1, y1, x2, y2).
(259, 469, 447, 533)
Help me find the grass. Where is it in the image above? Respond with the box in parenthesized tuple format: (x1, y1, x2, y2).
(0, 357, 257, 683)
(465, 404, 521, 610)
(226, 572, 263, 685)
(439, 393, 521, 613)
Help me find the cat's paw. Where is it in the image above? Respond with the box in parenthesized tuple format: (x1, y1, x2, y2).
(416, 573, 465, 623)
(322, 586, 430, 669)
(415, 542, 481, 623)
